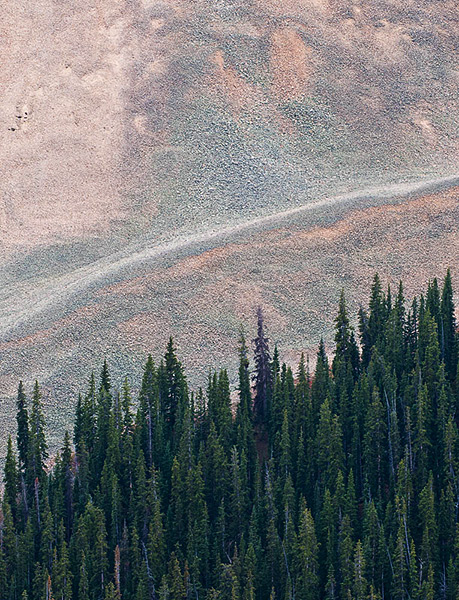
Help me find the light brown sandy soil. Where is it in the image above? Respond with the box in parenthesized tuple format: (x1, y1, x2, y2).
(270, 29, 314, 101)
(1, 0, 458, 257)
(0, 0, 134, 252)
(210, 50, 263, 113)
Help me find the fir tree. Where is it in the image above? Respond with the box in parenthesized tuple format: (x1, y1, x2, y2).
(29, 380, 48, 484)
(441, 269, 457, 380)
(16, 382, 29, 475)
(3, 436, 18, 522)
(295, 505, 319, 600)
(253, 307, 272, 426)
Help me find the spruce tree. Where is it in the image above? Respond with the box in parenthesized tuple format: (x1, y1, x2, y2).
(253, 307, 272, 427)
(28, 380, 48, 484)
(162, 337, 188, 436)
(368, 273, 386, 353)
(296, 505, 319, 600)
(441, 269, 457, 380)
(3, 436, 18, 522)
(16, 381, 29, 475)
(311, 339, 330, 415)
(353, 540, 368, 600)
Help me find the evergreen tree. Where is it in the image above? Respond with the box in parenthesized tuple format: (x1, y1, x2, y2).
(418, 473, 439, 574)
(316, 399, 344, 491)
(28, 380, 48, 486)
(253, 307, 272, 426)
(137, 355, 159, 467)
(3, 436, 18, 521)
(334, 290, 352, 366)
(363, 390, 387, 500)
(368, 274, 386, 353)
(353, 540, 368, 600)
(295, 504, 319, 600)
(441, 269, 457, 380)
(311, 339, 330, 415)
(235, 332, 256, 488)
(159, 339, 188, 452)
(16, 382, 29, 475)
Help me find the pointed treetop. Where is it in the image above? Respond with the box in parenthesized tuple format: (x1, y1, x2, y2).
(16, 379, 29, 472)
(317, 338, 328, 366)
(238, 328, 248, 360)
(297, 352, 307, 383)
(99, 360, 111, 394)
(253, 306, 272, 425)
(334, 289, 351, 359)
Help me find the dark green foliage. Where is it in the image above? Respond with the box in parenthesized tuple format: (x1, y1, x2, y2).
(441, 269, 457, 381)
(1, 271, 458, 600)
(16, 382, 29, 475)
(29, 381, 48, 484)
(4, 436, 18, 521)
(253, 306, 272, 426)
(162, 337, 188, 441)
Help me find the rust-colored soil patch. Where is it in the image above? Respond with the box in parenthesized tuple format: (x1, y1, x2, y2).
(270, 28, 314, 101)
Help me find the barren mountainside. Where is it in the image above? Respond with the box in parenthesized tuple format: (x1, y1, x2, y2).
(0, 0, 458, 448)
(2, 0, 458, 248)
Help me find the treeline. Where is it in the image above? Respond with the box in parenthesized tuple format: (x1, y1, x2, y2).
(1, 271, 458, 600)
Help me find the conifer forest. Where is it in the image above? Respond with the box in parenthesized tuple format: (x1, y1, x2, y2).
(1, 271, 459, 600)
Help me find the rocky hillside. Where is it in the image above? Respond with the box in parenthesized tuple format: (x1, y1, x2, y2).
(0, 0, 458, 448)
(2, 0, 458, 250)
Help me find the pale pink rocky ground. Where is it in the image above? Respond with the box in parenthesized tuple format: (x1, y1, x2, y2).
(0, 0, 458, 452)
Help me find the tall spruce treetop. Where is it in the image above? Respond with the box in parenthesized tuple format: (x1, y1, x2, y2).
(121, 375, 133, 429)
(95, 363, 113, 478)
(333, 290, 360, 381)
(311, 338, 330, 413)
(139, 355, 157, 411)
(29, 380, 48, 482)
(16, 380, 29, 474)
(368, 273, 386, 352)
(253, 307, 272, 426)
(162, 337, 188, 437)
(99, 359, 111, 396)
(441, 269, 457, 379)
(334, 290, 351, 361)
(395, 281, 406, 321)
(386, 283, 392, 315)
(426, 278, 441, 333)
(236, 331, 252, 421)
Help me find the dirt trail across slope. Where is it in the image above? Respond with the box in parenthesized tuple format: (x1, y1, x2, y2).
(1, 173, 458, 339)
